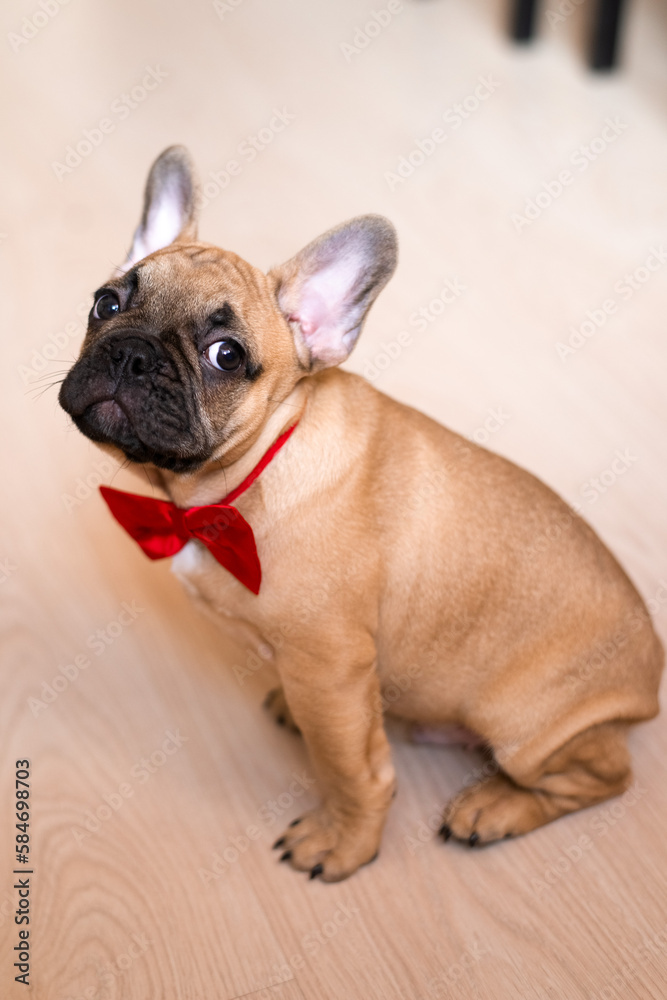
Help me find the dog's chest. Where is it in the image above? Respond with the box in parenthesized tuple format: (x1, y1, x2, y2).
(171, 540, 242, 613)
(171, 540, 277, 658)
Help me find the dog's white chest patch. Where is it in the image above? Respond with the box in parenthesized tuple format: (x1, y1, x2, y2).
(170, 540, 207, 595)
(170, 539, 244, 616)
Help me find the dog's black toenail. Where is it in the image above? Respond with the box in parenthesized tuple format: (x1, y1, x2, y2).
(273, 837, 286, 849)
(277, 715, 286, 726)
(504, 832, 513, 839)
(280, 850, 292, 862)
(309, 863, 324, 880)
(468, 832, 479, 847)
(289, 818, 302, 828)
(439, 824, 452, 841)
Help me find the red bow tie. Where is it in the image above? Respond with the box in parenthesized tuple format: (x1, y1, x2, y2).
(99, 424, 298, 595)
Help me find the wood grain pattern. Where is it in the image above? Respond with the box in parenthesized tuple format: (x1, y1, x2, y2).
(2, 0, 667, 996)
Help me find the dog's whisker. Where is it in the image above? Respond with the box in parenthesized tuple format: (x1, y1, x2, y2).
(108, 458, 132, 486)
(25, 370, 72, 383)
(25, 373, 68, 386)
(140, 464, 157, 495)
(26, 379, 66, 400)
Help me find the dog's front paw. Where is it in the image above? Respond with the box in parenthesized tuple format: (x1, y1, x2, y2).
(272, 806, 381, 882)
(263, 687, 300, 733)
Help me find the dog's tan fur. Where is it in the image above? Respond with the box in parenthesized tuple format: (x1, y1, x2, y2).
(61, 148, 663, 882)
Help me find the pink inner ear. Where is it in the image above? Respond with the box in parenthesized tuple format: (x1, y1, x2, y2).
(287, 312, 317, 337)
(280, 251, 370, 366)
(288, 285, 332, 340)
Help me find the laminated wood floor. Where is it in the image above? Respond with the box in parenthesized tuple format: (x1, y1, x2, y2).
(2, 0, 667, 997)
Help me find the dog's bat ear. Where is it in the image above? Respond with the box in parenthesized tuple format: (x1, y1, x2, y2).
(269, 215, 397, 370)
(116, 145, 199, 275)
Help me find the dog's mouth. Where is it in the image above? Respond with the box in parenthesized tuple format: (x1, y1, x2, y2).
(59, 336, 215, 473)
(66, 393, 210, 473)
(84, 398, 132, 435)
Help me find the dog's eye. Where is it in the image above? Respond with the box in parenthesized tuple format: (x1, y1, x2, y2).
(206, 340, 245, 372)
(93, 292, 121, 321)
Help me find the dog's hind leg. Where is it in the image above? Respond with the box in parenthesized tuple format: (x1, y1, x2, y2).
(440, 720, 633, 846)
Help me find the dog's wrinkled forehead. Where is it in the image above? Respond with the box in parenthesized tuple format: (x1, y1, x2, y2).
(112, 242, 277, 343)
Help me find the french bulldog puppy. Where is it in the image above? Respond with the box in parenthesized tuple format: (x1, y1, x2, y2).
(59, 146, 663, 882)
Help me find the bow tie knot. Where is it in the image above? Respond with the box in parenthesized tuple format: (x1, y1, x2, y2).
(178, 504, 234, 542)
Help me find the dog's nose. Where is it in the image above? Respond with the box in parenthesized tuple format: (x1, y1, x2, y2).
(108, 336, 159, 380)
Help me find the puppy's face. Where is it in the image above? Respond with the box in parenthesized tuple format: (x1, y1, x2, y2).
(59, 146, 397, 473)
(60, 244, 301, 472)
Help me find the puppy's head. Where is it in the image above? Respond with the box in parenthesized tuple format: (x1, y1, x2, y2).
(59, 146, 397, 473)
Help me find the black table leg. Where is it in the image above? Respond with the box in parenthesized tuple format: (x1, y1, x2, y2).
(590, 0, 626, 70)
(511, 0, 539, 41)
